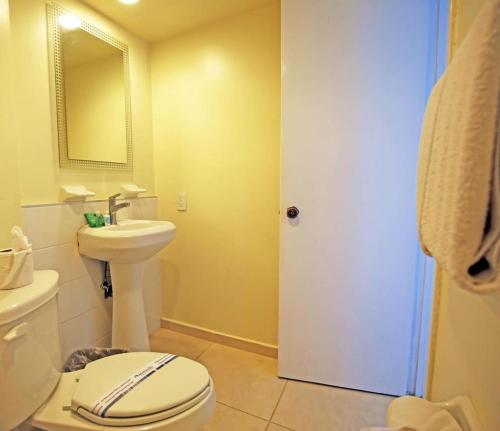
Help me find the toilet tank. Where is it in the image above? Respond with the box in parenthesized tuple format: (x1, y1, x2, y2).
(0, 270, 61, 431)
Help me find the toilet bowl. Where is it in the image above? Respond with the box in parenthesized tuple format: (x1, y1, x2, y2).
(0, 271, 215, 431)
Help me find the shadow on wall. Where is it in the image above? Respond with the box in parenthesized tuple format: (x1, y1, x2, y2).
(161, 257, 180, 318)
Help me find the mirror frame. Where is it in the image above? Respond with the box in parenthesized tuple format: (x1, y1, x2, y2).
(47, 2, 133, 170)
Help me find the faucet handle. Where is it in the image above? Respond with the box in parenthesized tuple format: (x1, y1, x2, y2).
(109, 193, 121, 200)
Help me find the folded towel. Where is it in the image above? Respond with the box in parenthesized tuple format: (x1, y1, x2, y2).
(420, 411, 462, 431)
(417, 0, 500, 292)
(361, 410, 462, 431)
(360, 428, 411, 431)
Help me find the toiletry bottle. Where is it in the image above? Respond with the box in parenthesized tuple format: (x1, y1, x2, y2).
(84, 213, 98, 227)
(96, 214, 105, 227)
(104, 211, 111, 226)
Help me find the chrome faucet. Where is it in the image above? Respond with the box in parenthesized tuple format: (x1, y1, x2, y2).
(108, 193, 130, 225)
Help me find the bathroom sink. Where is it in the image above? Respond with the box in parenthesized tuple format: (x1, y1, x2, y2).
(78, 219, 176, 263)
(77, 219, 176, 352)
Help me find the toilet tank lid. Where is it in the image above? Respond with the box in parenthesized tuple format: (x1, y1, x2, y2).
(0, 270, 59, 325)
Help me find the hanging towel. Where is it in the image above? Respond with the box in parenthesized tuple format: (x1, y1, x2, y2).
(417, 0, 500, 292)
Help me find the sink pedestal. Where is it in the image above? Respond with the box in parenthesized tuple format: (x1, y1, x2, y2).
(110, 262, 150, 351)
(78, 219, 176, 351)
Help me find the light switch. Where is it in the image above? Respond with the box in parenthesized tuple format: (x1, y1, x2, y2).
(176, 192, 187, 211)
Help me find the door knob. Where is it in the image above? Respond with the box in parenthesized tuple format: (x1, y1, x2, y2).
(286, 206, 300, 219)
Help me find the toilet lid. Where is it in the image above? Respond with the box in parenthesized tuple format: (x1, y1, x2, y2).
(72, 352, 211, 426)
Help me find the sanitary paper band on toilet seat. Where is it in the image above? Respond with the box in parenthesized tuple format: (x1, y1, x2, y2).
(91, 354, 178, 417)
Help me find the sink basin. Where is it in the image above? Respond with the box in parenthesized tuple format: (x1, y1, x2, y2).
(78, 219, 176, 263)
(77, 219, 176, 352)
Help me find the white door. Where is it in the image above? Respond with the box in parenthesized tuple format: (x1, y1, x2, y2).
(279, 0, 445, 396)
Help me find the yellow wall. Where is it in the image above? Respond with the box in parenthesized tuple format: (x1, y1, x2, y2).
(8, 0, 155, 204)
(151, 2, 281, 346)
(0, 0, 21, 248)
(428, 2, 500, 430)
(66, 54, 127, 163)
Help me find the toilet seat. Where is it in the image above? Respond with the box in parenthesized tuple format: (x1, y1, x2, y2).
(71, 352, 211, 426)
(77, 386, 211, 427)
(31, 352, 215, 431)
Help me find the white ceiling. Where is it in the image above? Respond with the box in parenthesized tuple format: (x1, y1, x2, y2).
(80, 0, 275, 43)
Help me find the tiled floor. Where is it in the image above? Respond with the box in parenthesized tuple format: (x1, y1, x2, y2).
(150, 329, 394, 431)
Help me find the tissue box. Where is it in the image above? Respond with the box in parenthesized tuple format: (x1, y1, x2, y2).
(0, 248, 34, 290)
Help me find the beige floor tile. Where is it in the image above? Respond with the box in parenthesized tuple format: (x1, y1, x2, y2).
(272, 381, 393, 431)
(150, 328, 211, 360)
(201, 402, 268, 431)
(197, 343, 286, 420)
(267, 424, 293, 431)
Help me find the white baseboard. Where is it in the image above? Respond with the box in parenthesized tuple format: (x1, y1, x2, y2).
(161, 318, 278, 358)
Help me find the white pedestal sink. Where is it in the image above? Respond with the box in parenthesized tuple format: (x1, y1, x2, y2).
(78, 220, 176, 351)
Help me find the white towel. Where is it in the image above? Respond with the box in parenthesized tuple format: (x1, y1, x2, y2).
(360, 428, 410, 431)
(420, 411, 462, 431)
(361, 410, 462, 431)
(417, 0, 500, 292)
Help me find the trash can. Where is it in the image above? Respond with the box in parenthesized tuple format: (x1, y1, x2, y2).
(63, 348, 128, 372)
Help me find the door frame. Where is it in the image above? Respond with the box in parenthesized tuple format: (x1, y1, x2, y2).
(406, 0, 449, 397)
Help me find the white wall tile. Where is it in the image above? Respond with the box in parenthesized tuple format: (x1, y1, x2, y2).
(144, 256, 161, 285)
(60, 313, 93, 360)
(94, 334, 112, 349)
(60, 305, 112, 361)
(22, 201, 105, 250)
(33, 243, 88, 283)
(57, 275, 110, 323)
(134, 197, 159, 220)
(117, 196, 159, 221)
(58, 277, 94, 323)
(82, 256, 105, 289)
(144, 279, 162, 333)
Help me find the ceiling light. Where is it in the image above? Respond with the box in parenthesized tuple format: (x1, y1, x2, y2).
(118, 0, 140, 4)
(58, 14, 81, 31)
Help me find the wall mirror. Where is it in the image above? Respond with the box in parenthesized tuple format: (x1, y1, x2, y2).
(47, 3, 133, 170)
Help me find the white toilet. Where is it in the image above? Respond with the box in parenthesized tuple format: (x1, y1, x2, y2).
(0, 271, 215, 431)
